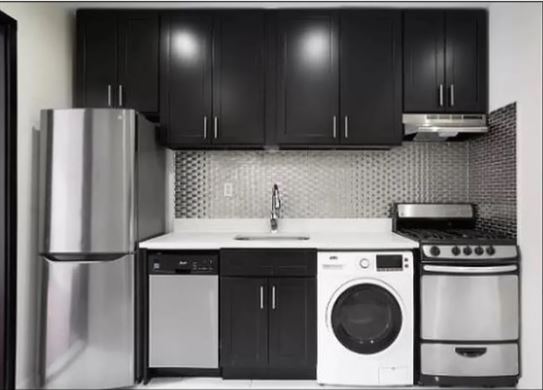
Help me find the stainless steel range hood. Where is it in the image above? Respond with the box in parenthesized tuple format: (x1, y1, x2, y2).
(403, 113, 488, 141)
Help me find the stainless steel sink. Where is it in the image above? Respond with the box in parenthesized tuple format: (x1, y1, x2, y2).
(234, 234, 310, 241)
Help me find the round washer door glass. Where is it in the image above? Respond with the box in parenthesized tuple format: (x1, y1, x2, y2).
(331, 283, 402, 354)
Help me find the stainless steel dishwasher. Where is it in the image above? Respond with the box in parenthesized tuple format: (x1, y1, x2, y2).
(148, 252, 219, 373)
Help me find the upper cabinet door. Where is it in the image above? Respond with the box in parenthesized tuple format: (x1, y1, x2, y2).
(118, 12, 159, 114)
(340, 11, 402, 146)
(212, 11, 266, 145)
(276, 11, 339, 145)
(76, 11, 118, 108)
(160, 12, 213, 146)
(444, 10, 488, 113)
(403, 11, 445, 113)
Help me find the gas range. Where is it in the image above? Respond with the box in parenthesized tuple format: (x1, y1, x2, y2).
(393, 203, 518, 263)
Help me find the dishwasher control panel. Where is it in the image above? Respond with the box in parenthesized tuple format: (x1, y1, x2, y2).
(148, 252, 218, 275)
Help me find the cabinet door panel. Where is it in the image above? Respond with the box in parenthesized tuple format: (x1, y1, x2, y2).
(340, 11, 402, 146)
(403, 11, 445, 113)
(269, 278, 316, 369)
(118, 12, 159, 114)
(276, 11, 339, 145)
(213, 11, 266, 145)
(160, 12, 212, 146)
(445, 10, 487, 113)
(76, 11, 118, 108)
(220, 277, 268, 369)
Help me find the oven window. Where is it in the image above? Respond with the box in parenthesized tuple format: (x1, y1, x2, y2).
(331, 284, 402, 354)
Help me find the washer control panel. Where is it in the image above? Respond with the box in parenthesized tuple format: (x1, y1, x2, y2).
(318, 251, 413, 275)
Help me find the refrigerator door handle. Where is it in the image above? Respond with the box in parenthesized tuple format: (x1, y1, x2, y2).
(42, 253, 129, 262)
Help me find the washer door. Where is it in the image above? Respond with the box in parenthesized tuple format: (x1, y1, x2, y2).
(331, 283, 402, 354)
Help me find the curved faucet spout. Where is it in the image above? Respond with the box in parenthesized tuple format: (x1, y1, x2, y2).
(270, 184, 281, 232)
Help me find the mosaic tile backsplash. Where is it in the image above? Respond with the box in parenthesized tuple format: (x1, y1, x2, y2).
(174, 103, 517, 238)
(468, 103, 517, 238)
(175, 142, 470, 218)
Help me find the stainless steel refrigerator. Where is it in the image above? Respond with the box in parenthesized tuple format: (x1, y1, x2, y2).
(37, 109, 165, 389)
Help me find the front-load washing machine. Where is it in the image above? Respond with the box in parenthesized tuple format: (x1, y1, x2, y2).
(317, 251, 414, 386)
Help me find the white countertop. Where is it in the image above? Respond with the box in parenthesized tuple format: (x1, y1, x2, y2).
(139, 218, 419, 250)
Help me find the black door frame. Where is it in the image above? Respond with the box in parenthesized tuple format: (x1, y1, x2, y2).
(0, 10, 17, 390)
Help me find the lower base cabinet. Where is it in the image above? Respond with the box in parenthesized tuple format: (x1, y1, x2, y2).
(220, 277, 316, 379)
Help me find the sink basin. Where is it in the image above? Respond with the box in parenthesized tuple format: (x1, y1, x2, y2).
(234, 233, 310, 241)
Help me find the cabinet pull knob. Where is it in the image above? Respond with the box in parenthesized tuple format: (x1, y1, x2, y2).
(107, 85, 112, 107)
(450, 84, 455, 107)
(260, 286, 264, 310)
(344, 116, 349, 139)
(118, 85, 123, 107)
(272, 285, 276, 310)
(214, 116, 218, 139)
(203, 116, 208, 139)
(439, 84, 444, 107)
(332, 116, 337, 138)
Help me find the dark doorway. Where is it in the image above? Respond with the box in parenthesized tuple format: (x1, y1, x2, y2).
(0, 10, 17, 390)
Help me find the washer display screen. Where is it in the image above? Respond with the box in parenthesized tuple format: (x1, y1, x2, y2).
(331, 284, 402, 354)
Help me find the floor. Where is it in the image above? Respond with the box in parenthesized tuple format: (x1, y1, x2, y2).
(133, 377, 432, 389)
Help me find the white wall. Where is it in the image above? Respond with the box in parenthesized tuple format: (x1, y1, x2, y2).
(489, 3, 543, 389)
(0, 3, 74, 388)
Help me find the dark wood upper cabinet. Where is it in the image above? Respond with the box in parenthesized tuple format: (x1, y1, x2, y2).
(118, 11, 159, 114)
(339, 10, 402, 146)
(403, 10, 487, 113)
(403, 10, 445, 113)
(220, 277, 269, 371)
(160, 12, 213, 146)
(275, 11, 339, 145)
(76, 11, 159, 113)
(76, 11, 118, 108)
(444, 10, 488, 113)
(212, 11, 266, 145)
(269, 278, 316, 370)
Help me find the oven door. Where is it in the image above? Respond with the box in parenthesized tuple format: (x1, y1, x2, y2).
(421, 264, 519, 341)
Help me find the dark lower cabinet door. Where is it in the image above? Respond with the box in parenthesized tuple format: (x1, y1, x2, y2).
(160, 12, 212, 146)
(269, 278, 316, 370)
(220, 277, 268, 370)
(403, 11, 446, 113)
(276, 11, 339, 145)
(340, 11, 402, 146)
(212, 11, 266, 145)
(445, 10, 488, 113)
(118, 12, 159, 114)
(76, 11, 118, 108)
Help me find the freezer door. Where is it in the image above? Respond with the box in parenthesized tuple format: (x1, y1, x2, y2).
(39, 109, 136, 254)
(38, 254, 135, 389)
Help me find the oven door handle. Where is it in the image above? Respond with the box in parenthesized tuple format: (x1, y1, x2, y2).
(423, 264, 518, 274)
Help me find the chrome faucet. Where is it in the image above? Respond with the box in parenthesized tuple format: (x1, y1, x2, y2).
(270, 184, 281, 233)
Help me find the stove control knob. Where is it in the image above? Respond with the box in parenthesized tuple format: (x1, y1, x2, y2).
(486, 246, 496, 256)
(451, 246, 461, 256)
(463, 246, 472, 255)
(360, 259, 370, 269)
(430, 246, 441, 256)
(475, 246, 484, 256)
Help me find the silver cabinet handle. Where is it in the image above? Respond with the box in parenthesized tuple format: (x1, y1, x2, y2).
(332, 116, 337, 138)
(344, 116, 349, 139)
(260, 286, 264, 310)
(450, 84, 455, 107)
(213, 116, 218, 139)
(439, 84, 444, 107)
(118, 85, 123, 107)
(203, 116, 208, 139)
(107, 85, 112, 107)
(272, 285, 276, 310)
